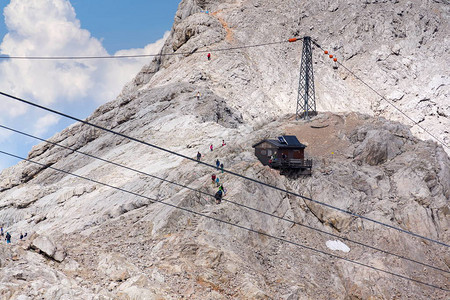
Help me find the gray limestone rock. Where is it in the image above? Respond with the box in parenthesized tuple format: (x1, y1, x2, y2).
(0, 0, 449, 298)
(32, 235, 56, 257)
(31, 235, 67, 262)
(97, 253, 140, 282)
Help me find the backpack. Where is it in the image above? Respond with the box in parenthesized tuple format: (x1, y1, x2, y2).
(215, 190, 223, 200)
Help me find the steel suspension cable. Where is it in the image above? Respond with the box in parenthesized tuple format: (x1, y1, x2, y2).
(312, 40, 449, 150)
(0, 40, 293, 60)
(1, 123, 447, 274)
(0, 91, 448, 249)
(0, 149, 447, 292)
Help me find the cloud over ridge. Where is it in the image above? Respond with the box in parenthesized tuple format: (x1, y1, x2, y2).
(0, 0, 168, 169)
(1, 0, 167, 105)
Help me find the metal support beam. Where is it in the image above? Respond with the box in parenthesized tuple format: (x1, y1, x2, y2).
(296, 36, 317, 120)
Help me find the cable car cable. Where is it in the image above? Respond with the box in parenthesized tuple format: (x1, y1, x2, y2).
(0, 91, 448, 249)
(1, 123, 447, 274)
(0, 35, 444, 149)
(0, 40, 294, 60)
(312, 40, 449, 150)
(0, 149, 447, 292)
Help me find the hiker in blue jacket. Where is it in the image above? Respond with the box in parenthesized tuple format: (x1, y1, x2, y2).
(216, 159, 220, 169)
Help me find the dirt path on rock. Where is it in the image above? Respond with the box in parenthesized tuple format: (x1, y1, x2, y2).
(212, 11, 234, 42)
(284, 112, 364, 159)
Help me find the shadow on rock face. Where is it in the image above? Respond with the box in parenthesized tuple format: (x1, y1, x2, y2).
(351, 125, 413, 166)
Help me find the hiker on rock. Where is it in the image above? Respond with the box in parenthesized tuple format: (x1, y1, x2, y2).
(222, 139, 226, 146)
(20, 233, 23, 240)
(215, 176, 220, 187)
(220, 163, 224, 173)
(219, 184, 226, 196)
(5, 232, 11, 244)
(197, 152, 202, 161)
(0, 226, 3, 237)
(207, 53, 211, 60)
(214, 189, 223, 204)
(196, 91, 201, 100)
(211, 174, 216, 184)
(210, 144, 213, 151)
(216, 159, 220, 169)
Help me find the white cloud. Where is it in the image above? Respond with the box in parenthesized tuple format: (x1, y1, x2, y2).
(114, 35, 169, 57)
(96, 31, 170, 101)
(33, 114, 60, 136)
(0, 0, 169, 171)
(0, 0, 168, 117)
(0, 0, 102, 105)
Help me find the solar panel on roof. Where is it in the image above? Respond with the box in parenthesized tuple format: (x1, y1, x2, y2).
(278, 136, 287, 144)
(283, 136, 301, 146)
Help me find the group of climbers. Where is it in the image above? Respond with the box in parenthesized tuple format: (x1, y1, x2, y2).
(1, 226, 27, 245)
(195, 140, 228, 204)
(215, 159, 224, 173)
(213, 155, 226, 203)
(196, 140, 226, 162)
(211, 174, 227, 204)
(214, 184, 226, 204)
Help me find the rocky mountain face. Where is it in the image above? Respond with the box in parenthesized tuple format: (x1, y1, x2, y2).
(0, 0, 449, 299)
(127, 0, 449, 149)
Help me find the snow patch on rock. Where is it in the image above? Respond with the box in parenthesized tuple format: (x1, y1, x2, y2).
(326, 240, 350, 253)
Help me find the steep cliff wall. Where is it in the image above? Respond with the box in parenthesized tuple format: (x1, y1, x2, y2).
(126, 0, 449, 147)
(0, 0, 448, 299)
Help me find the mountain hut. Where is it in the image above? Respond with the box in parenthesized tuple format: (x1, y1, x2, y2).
(252, 135, 312, 175)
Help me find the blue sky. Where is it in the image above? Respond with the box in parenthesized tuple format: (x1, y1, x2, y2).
(0, 1, 179, 54)
(0, 0, 180, 171)
(70, 1, 179, 53)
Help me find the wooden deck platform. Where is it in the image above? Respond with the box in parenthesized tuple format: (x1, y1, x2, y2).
(269, 159, 313, 175)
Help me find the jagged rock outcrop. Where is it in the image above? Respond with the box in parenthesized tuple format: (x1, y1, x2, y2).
(30, 234, 66, 262)
(125, 0, 449, 149)
(0, 0, 449, 299)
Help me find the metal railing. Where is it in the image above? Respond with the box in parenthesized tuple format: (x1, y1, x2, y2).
(269, 158, 313, 169)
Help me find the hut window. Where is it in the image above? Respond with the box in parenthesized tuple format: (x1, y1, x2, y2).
(261, 150, 267, 155)
(267, 150, 273, 156)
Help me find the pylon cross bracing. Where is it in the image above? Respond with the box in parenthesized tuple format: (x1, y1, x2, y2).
(296, 36, 317, 120)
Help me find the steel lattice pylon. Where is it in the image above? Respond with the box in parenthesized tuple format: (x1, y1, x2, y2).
(296, 36, 317, 120)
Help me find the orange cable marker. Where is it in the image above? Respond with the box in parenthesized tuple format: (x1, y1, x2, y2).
(329, 54, 333, 58)
(333, 58, 337, 62)
(288, 38, 298, 42)
(324, 50, 329, 54)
